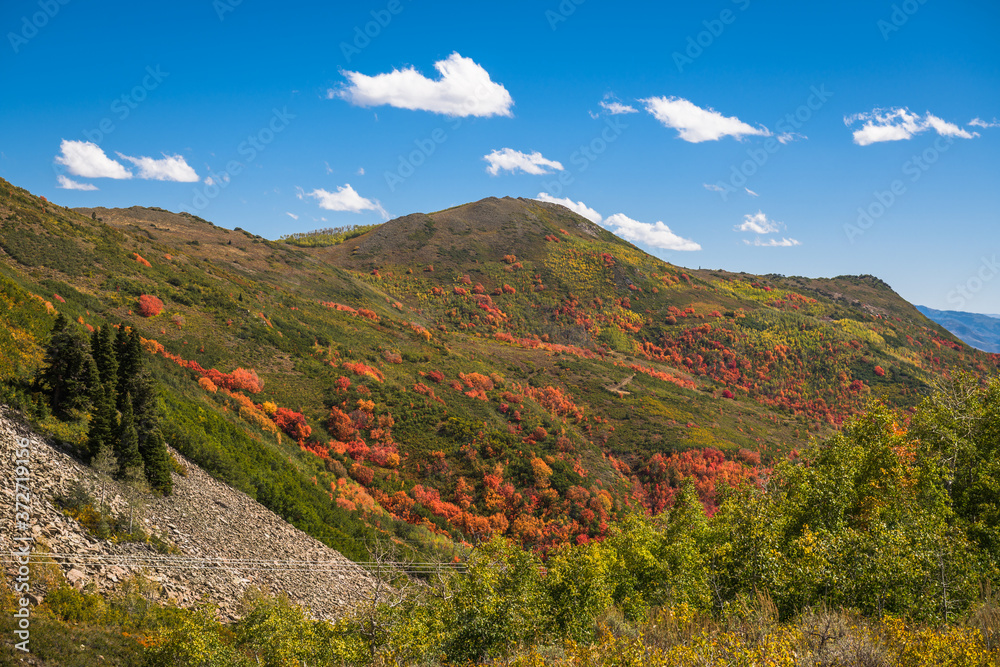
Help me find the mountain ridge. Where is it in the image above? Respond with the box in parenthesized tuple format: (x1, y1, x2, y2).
(916, 304, 1000, 353)
(1, 175, 996, 562)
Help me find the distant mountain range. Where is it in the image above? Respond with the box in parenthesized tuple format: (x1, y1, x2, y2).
(916, 306, 1000, 353)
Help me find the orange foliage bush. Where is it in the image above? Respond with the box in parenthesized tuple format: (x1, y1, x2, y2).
(349, 463, 374, 486)
(341, 361, 384, 383)
(137, 294, 164, 317)
(523, 384, 583, 422)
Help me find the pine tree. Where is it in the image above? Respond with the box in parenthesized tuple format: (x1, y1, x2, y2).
(113, 327, 171, 494)
(91, 325, 118, 390)
(38, 314, 98, 416)
(115, 325, 141, 414)
(86, 383, 118, 462)
(115, 392, 144, 477)
(141, 429, 174, 495)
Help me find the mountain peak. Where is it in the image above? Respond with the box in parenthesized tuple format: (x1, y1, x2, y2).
(316, 195, 617, 271)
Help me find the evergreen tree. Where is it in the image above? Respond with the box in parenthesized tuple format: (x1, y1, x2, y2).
(86, 383, 118, 462)
(141, 428, 174, 496)
(115, 325, 142, 414)
(91, 325, 118, 390)
(115, 392, 144, 477)
(114, 326, 171, 494)
(38, 314, 98, 416)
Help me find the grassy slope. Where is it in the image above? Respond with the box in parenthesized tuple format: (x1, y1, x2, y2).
(1, 179, 996, 560)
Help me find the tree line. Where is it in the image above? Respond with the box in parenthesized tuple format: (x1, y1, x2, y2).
(37, 315, 172, 495)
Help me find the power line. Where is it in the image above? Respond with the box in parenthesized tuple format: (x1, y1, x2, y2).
(1, 551, 465, 575)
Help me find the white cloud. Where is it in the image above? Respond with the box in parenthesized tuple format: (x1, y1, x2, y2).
(118, 153, 199, 182)
(745, 237, 801, 247)
(485, 148, 563, 176)
(969, 117, 1000, 128)
(286, 212, 299, 220)
(641, 96, 770, 143)
(534, 193, 602, 224)
(703, 183, 725, 193)
(55, 140, 131, 179)
(357, 167, 365, 175)
(777, 132, 805, 144)
(56, 175, 98, 191)
(845, 107, 978, 146)
(599, 99, 638, 115)
(603, 213, 701, 251)
(735, 211, 782, 234)
(300, 184, 388, 219)
(745, 187, 759, 197)
(336, 52, 513, 118)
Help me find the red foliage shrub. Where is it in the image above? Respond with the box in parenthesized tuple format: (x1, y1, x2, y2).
(133, 252, 152, 267)
(502, 284, 517, 295)
(460, 372, 494, 392)
(137, 294, 164, 317)
(414, 383, 446, 405)
(426, 370, 445, 384)
(328, 407, 356, 440)
(228, 368, 264, 393)
(341, 361, 384, 383)
(369, 446, 400, 468)
(350, 463, 374, 486)
(273, 407, 311, 441)
(874, 365, 886, 377)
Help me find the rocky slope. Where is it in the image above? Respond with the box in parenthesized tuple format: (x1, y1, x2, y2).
(0, 408, 374, 621)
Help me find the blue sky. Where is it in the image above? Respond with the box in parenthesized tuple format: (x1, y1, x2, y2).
(2, 0, 998, 312)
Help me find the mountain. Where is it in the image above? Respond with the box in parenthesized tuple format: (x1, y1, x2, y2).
(1, 177, 996, 561)
(916, 305, 1000, 353)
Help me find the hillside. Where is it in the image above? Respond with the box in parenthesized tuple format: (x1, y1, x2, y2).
(917, 305, 1000, 353)
(0, 408, 374, 622)
(1, 177, 997, 563)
